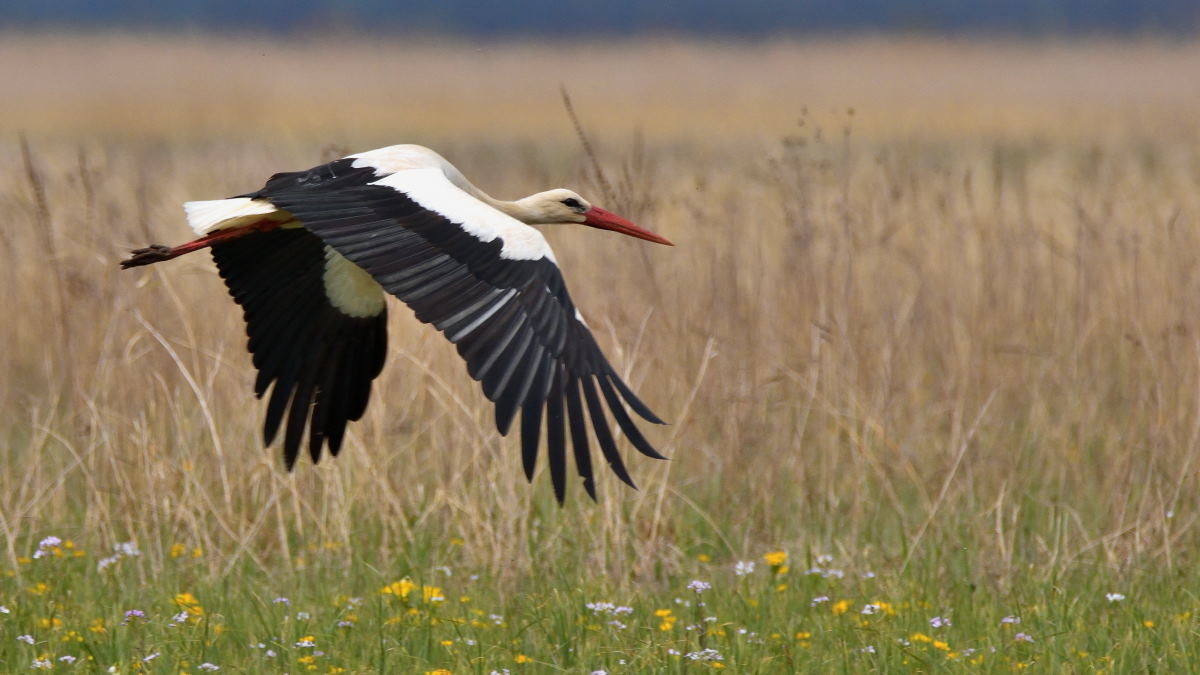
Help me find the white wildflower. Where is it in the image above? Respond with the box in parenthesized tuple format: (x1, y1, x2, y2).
(735, 560, 756, 576)
(685, 648, 724, 662)
(1106, 593, 1126, 603)
(687, 579, 712, 593)
(17, 634, 35, 644)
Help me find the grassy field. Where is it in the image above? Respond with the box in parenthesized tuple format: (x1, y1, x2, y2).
(3, 33, 1200, 672)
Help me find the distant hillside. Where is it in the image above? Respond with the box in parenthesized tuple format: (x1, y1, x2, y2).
(3, 0, 1198, 36)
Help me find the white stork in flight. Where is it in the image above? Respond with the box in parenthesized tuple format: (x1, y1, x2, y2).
(122, 144, 672, 502)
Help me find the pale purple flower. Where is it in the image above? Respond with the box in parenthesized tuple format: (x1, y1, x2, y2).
(591, 671, 608, 675)
(1001, 615, 1021, 625)
(1106, 593, 1126, 603)
(272, 597, 290, 605)
(31, 659, 51, 669)
(667, 648, 680, 656)
(39, 536, 62, 547)
(265, 650, 277, 658)
(115, 541, 140, 557)
(198, 663, 220, 671)
(687, 579, 712, 593)
(58, 656, 76, 664)
(122, 609, 146, 624)
(860, 645, 876, 654)
(142, 653, 160, 662)
(17, 634, 34, 644)
(337, 620, 353, 628)
(1015, 632, 1034, 643)
(811, 595, 830, 606)
(929, 616, 951, 628)
(0, 605, 9, 614)
(863, 571, 877, 579)
(816, 553, 834, 565)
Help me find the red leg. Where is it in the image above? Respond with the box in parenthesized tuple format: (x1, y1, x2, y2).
(121, 220, 279, 269)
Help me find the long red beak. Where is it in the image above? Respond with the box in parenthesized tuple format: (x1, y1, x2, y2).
(583, 206, 673, 246)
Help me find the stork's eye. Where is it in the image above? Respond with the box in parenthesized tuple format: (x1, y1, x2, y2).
(561, 198, 582, 209)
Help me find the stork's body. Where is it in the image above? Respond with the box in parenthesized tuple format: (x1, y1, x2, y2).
(123, 144, 672, 502)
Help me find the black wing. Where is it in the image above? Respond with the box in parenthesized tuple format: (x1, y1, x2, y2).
(246, 160, 666, 502)
(211, 226, 388, 469)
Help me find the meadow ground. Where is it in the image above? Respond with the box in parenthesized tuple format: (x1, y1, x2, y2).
(2, 33, 1200, 672)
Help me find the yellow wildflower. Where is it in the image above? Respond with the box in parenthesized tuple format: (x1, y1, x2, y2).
(459, 595, 471, 603)
(441, 639, 454, 646)
(39, 617, 63, 629)
(1144, 620, 1155, 628)
(426, 670, 452, 675)
(298, 655, 316, 665)
(192, 547, 203, 558)
(933, 640, 950, 651)
(175, 592, 204, 616)
(382, 578, 415, 598)
(697, 553, 712, 562)
(28, 581, 49, 594)
(712, 664, 726, 669)
(764, 551, 787, 566)
(910, 632, 933, 643)
(422, 586, 446, 604)
(89, 618, 107, 634)
(831, 599, 851, 615)
(449, 537, 464, 547)
(776, 583, 788, 592)
(327, 668, 346, 674)
(795, 631, 812, 640)
(170, 543, 186, 558)
(514, 654, 531, 663)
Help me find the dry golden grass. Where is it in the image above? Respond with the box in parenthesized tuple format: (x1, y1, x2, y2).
(3, 33, 1200, 593)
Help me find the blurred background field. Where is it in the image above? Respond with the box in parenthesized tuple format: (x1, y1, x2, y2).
(3, 28, 1200, 672)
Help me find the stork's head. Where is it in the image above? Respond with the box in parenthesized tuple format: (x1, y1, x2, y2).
(517, 189, 673, 245)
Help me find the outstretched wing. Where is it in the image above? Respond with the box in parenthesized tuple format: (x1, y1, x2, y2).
(242, 156, 666, 502)
(210, 226, 388, 469)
